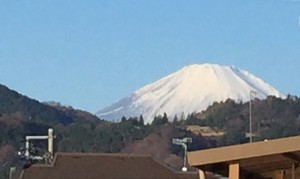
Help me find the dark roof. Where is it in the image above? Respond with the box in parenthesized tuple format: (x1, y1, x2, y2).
(20, 153, 199, 179)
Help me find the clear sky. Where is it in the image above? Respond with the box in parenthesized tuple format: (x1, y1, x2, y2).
(0, 0, 299, 113)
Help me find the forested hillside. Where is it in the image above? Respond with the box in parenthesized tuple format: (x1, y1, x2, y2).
(186, 95, 300, 145)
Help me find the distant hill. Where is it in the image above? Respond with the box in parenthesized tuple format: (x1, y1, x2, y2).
(0, 84, 73, 126)
(96, 64, 285, 123)
(43, 101, 100, 122)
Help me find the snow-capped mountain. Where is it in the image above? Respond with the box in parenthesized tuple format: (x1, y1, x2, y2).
(96, 64, 285, 123)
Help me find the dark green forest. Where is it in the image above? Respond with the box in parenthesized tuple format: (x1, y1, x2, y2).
(1, 84, 300, 179)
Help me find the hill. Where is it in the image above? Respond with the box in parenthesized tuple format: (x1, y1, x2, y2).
(0, 84, 74, 126)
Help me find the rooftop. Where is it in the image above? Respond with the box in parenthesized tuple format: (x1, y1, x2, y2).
(20, 152, 200, 179)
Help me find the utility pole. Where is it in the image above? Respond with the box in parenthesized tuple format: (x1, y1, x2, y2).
(249, 90, 256, 143)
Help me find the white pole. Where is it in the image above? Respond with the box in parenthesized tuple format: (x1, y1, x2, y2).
(181, 143, 188, 172)
(25, 140, 30, 159)
(48, 128, 54, 159)
(183, 144, 187, 170)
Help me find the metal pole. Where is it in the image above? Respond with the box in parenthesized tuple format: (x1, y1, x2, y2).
(249, 90, 256, 143)
(9, 167, 16, 179)
(25, 140, 30, 159)
(48, 128, 54, 159)
(249, 92, 252, 143)
(183, 144, 187, 170)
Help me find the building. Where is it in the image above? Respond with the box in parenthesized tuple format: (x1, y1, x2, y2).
(20, 152, 202, 179)
(188, 135, 300, 179)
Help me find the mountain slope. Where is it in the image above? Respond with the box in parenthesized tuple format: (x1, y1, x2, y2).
(96, 64, 285, 123)
(0, 84, 100, 126)
(0, 84, 73, 125)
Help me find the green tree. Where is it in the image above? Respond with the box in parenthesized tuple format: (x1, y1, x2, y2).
(138, 115, 144, 126)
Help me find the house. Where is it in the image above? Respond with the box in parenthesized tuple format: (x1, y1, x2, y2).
(188, 135, 300, 179)
(20, 152, 202, 179)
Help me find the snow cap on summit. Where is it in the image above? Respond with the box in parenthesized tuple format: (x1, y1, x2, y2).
(96, 63, 285, 123)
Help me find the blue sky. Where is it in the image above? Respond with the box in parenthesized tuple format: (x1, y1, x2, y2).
(0, 0, 299, 113)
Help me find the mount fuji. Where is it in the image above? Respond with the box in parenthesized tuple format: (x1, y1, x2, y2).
(96, 64, 285, 123)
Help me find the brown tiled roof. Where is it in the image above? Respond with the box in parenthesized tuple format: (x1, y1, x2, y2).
(20, 153, 199, 179)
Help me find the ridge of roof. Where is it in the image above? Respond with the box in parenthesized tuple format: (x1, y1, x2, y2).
(55, 152, 153, 157)
(23, 152, 154, 169)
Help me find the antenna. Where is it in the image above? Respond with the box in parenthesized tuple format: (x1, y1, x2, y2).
(172, 137, 192, 172)
(18, 128, 55, 163)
